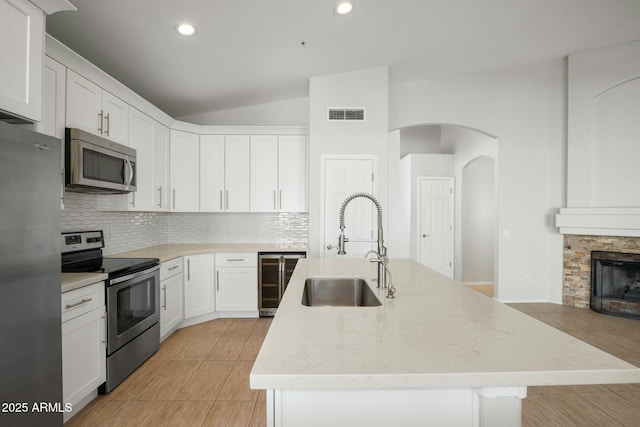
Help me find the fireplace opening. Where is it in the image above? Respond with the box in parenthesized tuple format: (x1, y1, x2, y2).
(591, 251, 640, 320)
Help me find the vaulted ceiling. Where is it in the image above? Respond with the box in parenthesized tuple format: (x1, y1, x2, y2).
(46, 0, 640, 118)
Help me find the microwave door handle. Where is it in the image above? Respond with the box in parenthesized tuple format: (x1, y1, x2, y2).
(125, 157, 134, 188)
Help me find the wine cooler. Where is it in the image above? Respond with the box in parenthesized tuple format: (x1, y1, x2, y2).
(258, 252, 306, 316)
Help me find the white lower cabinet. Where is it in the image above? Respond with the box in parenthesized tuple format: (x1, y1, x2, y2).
(61, 281, 106, 422)
(160, 258, 184, 340)
(215, 253, 258, 312)
(184, 253, 216, 318)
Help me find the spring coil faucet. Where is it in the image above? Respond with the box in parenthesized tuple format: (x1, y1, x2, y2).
(337, 193, 394, 296)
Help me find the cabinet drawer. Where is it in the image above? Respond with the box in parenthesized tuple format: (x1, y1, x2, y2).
(161, 257, 184, 279)
(215, 252, 257, 267)
(62, 281, 105, 323)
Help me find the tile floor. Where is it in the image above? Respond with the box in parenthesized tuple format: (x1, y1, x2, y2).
(66, 303, 640, 427)
(66, 318, 270, 427)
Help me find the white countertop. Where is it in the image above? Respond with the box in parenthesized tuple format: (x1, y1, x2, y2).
(250, 258, 640, 390)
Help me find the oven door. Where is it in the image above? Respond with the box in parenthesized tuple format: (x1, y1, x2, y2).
(106, 266, 160, 355)
(67, 137, 136, 193)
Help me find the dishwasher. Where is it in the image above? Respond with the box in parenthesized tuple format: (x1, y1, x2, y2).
(258, 252, 306, 316)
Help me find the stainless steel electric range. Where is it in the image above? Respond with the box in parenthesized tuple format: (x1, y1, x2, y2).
(61, 230, 160, 393)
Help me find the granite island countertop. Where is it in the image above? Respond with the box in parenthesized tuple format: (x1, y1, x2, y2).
(250, 258, 640, 390)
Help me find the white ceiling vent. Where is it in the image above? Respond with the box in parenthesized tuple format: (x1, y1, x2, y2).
(327, 108, 366, 122)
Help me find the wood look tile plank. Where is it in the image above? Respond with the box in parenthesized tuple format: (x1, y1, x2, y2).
(617, 391, 640, 407)
(136, 360, 202, 401)
(175, 360, 234, 401)
(206, 334, 249, 361)
(238, 334, 265, 361)
(201, 400, 256, 427)
(224, 318, 258, 335)
(217, 360, 260, 402)
(249, 399, 267, 427)
(251, 318, 273, 337)
(540, 393, 625, 426)
(521, 394, 577, 427)
(154, 400, 215, 427)
(579, 391, 640, 426)
(100, 359, 170, 401)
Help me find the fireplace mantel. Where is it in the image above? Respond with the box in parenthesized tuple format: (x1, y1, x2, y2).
(556, 208, 640, 237)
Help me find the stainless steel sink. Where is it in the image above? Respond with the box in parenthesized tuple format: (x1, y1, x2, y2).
(301, 277, 382, 307)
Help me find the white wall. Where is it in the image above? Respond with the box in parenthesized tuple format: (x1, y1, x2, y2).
(308, 67, 389, 257)
(389, 60, 567, 303)
(567, 41, 640, 208)
(400, 125, 445, 157)
(177, 97, 310, 126)
(461, 156, 495, 282)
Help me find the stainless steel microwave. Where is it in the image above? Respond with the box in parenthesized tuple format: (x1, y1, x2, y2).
(65, 128, 136, 194)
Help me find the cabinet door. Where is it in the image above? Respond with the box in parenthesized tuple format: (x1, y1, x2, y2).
(0, 0, 43, 121)
(160, 274, 184, 339)
(66, 69, 103, 135)
(170, 130, 200, 212)
(38, 56, 66, 140)
(102, 90, 129, 145)
(250, 135, 278, 212)
(154, 123, 170, 211)
(216, 267, 258, 312)
(225, 135, 251, 212)
(278, 136, 307, 212)
(62, 308, 106, 407)
(127, 108, 155, 210)
(184, 254, 215, 318)
(200, 135, 226, 212)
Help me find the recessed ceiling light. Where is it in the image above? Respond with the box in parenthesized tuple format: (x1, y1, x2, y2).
(335, 2, 353, 15)
(176, 23, 196, 36)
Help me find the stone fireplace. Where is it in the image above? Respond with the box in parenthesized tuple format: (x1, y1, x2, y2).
(563, 235, 640, 315)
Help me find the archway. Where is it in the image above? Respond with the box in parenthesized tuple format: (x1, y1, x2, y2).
(388, 123, 499, 295)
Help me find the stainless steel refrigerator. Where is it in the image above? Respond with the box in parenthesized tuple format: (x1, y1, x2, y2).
(0, 121, 63, 426)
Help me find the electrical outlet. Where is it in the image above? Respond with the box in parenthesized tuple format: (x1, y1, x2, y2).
(523, 275, 531, 285)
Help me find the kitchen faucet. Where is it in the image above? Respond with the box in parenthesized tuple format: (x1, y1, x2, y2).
(337, 192, 392, 292)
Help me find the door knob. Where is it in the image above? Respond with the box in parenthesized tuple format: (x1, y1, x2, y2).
(422, 234, 429, 238)
(326, 244, 334, 250)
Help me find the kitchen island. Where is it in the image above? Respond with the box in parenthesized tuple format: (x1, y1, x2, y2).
(250, 258, 640, 427)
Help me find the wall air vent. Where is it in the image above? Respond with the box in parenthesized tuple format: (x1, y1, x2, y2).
(327, 108, 366, 122)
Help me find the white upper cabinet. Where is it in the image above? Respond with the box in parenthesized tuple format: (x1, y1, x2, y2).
(200, 135, 251, 212)
(170, 129, 200, 212)
(0, 0, 44, 121)
(127, 108, 169, 211)
(66, 69, 128, 145)
(251, 135, 307, 212)
(38, 56, 66, 140)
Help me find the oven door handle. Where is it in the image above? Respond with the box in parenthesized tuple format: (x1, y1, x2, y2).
(110, 264, 160, 285)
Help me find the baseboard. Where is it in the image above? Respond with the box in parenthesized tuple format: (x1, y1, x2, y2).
(463, 282, 495, 286)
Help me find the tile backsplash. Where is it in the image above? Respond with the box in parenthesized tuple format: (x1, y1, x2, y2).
(61, 192, 309, 255)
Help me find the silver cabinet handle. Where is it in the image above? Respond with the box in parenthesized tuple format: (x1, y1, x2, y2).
(105, 112, 111, 136)
(273, 190, 276, 210)
(65, 298, 92, 310)
(168, 265, 179, 271)
(187, 259, 190, 281)
(279, 190, 282, 210)
(158, 186, 162, 207)
(216, 270, 219, 291)
(98, 110, 104, 134)
(220, 190, 223, 210)
(130, 190, 135, 207)
(226, 258, 245, 262)
(172, 189, 176, 210)
(225, 190, 229, 210)
(162, 285, 167, 310)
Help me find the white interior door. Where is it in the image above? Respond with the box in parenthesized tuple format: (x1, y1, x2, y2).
(418, 177, 454, 278)
(323, 158, 375, 258)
